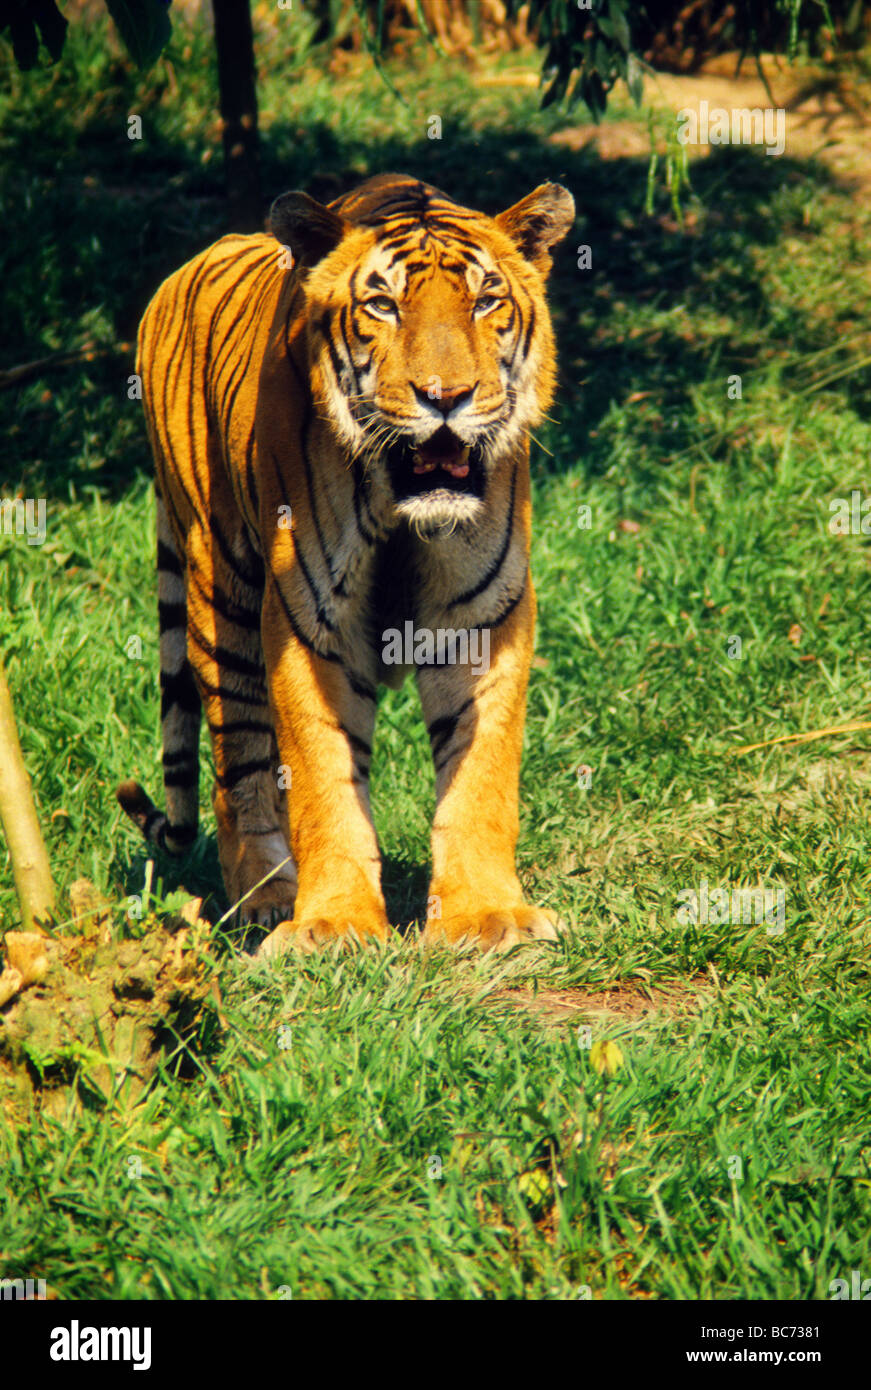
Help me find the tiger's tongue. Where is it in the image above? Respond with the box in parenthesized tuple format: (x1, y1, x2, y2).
(413, 440, 470, 479)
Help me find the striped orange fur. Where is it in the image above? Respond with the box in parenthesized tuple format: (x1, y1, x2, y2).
(117, 174, 575, 954)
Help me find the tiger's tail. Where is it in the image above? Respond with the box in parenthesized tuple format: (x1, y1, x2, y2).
(116, 491, 201, 855)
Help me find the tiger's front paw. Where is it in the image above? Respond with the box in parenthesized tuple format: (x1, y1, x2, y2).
(244, 897, 297, 931)
(254, 914, 391, 959)
(233, 886, 297, 953)
(422, 905, 564, 953)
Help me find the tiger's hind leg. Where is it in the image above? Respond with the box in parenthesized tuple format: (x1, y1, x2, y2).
(211, 735, 297, 934)
(184, 518, 298, 933)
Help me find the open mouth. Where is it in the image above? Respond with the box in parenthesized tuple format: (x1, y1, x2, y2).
(386, 426, 486, 503)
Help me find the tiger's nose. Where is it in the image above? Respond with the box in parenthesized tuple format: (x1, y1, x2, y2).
(412, 383, 476, 416)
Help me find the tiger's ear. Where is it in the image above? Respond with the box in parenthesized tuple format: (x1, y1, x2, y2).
(268, 191, 349, 268)
(495, 183, 575, 275)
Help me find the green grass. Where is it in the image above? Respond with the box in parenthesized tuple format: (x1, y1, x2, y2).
(1, 15, 870, 1299)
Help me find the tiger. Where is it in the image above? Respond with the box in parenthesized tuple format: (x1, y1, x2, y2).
(117, 173, 575, 956)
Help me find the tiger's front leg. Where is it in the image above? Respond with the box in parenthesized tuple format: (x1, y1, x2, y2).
(419, 582, 562, 953)
(255, 576, 391, 957)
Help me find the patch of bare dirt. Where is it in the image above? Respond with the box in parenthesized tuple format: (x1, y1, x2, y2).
(481, 976, 709, 1024)
(549, 122, 652, 159)
(547, 52, 871, 196)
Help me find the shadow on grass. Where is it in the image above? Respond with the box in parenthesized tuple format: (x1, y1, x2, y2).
(2, 104, 866, 503)
(115, 835, 428, 947)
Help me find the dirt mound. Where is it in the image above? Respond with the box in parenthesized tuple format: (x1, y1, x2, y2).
(0, 889, 220, 1117)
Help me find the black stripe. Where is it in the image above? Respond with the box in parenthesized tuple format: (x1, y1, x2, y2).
(427, 697, 474, 759)
(208, 288, 258, 382)
(159, 257, 217, 437)
(285, 341, 340, 583)
(386, 247, 412, 270)
(340, 725, 372, 759)
(162, 822, 197, 847)
(322, 314, 350, 393)
(245, 427, 259, 518)
(197, 256, 275, 474)
(350, 446, 382, 547)
(448, 464, 517, 608)
(338, 302, 361, 394)
(522, 302, 536, 360)
(269, 570, 342, 663)
(483, 576, 527, 630)
(352, 459, 375, 546)
(500, 299, 517, 337)
(176, 305, 210, 520)
(352, 458, 377, 544)
(163, 749, 195, 768)
(209, 258, 273, 381)
(158, 601, 186, 629)
(210, 717, 274, 737)
(194, 672, 269, 707)
(216, 758, 274, 791)
(164, 768, 198, 788)
(188, 625, 265, 681)
(215, 262, 278, 447)
(435, 743, 464, 775)
(211, 584, 261, 630)
(209, 515, 264, 590)
(264, 442, 294, 540)
(213, 306, 264, 440)
(346, 669, 377, 703)
(157, 539, 183, 575)
(188, 567, 261, 631)
(378, 231, 425, 252)
(160, 666, 201, 717)
(507, 295, 524, 372)
(426, 229, 485, 256)
(287, 522, 337, 632)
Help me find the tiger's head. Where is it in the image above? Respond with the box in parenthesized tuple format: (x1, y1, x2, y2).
(270, 175, 575, 536)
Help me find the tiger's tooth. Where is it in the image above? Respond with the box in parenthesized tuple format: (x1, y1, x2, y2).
(412, 452, 438, 474)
